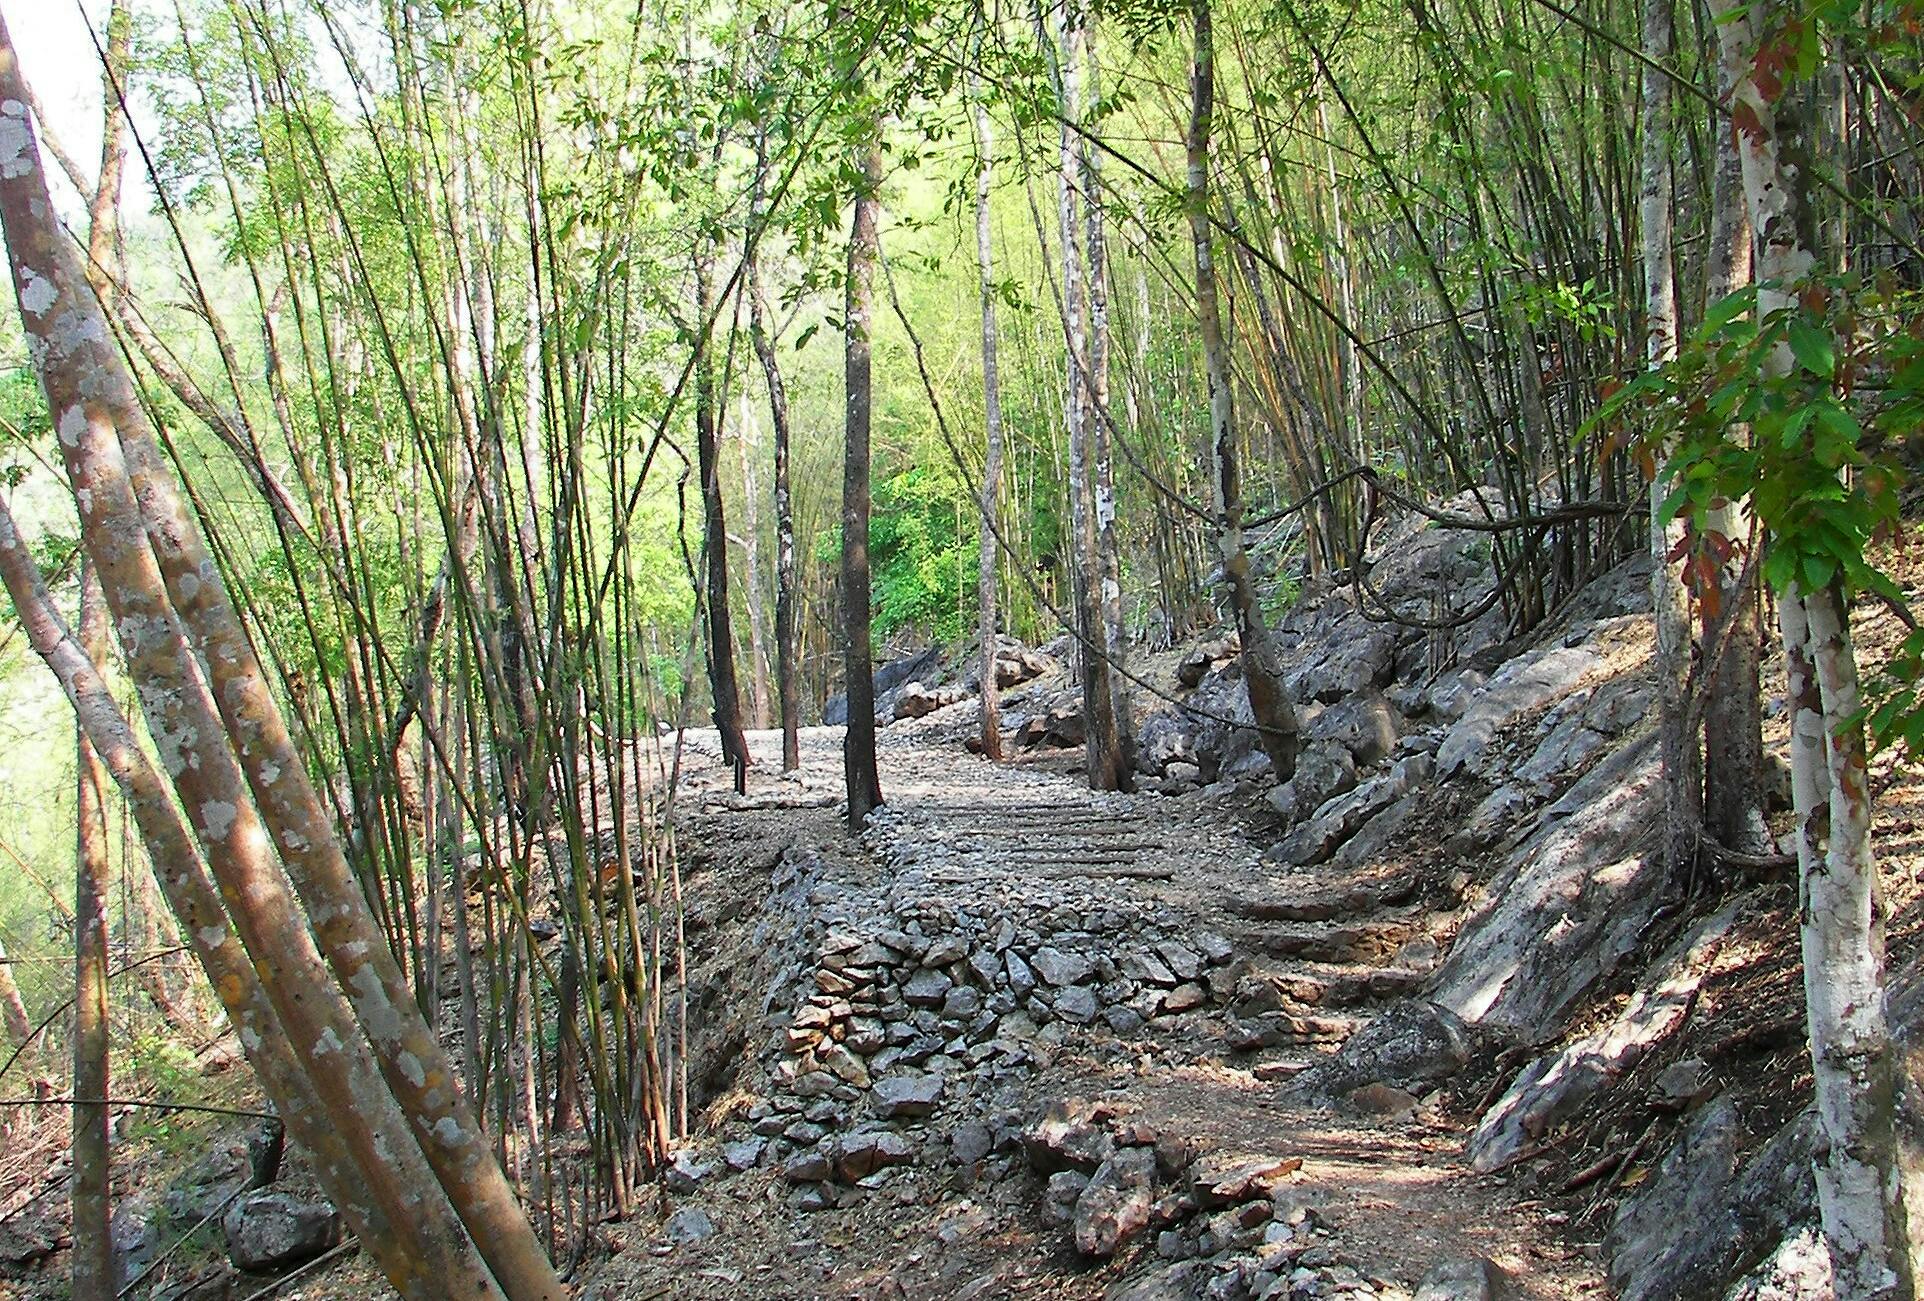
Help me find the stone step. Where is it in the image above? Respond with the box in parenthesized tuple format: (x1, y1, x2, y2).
(1230, 918, 1423, 965)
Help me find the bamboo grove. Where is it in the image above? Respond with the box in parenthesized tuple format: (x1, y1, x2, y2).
(0, 0, 1917, 1291)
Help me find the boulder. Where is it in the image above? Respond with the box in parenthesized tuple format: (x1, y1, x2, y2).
(1471, 904, 1741, 1171)
(1414, 1255, 1514, 1300)
(894, 680, 971, 720)
(1296, 1000, 1475, 1100)
(222, 1191, 344, 1273)
(664, 1206, 717, 1245)
(1074, 1147, 1158, 1256)
(1434, 644, 1595, 776)
(1266, 742, 1356, 822)
(1304, 691, 1401, 766)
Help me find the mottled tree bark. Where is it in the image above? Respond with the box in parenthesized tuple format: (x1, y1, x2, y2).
(752, 275, 802, 771)
(1185, 0, 1298, 779)
(1701, 0, 1769, 857)
(1054, 0, 1130, 791)
(0, 498, 425, 1297)
(72, 567, 112, 1301)
(736, 395, 773, 730)
(842, 125, 886, 827)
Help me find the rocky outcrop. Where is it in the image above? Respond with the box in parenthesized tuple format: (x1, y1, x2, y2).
(1429, 734, 1665, 1041)
(222, 1191, 343, 1273)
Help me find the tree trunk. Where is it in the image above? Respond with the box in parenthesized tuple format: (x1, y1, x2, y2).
(694, 254, 751, 772)
(1054, 0, 1129, 792)
(0, 38, 558, 1299)
(1079, 19, 1134, 788)
(1640, 0, 1698, 881)
(1782, 587, 1914, 1299)
(735, 395, 773, 730)
(1185, 0, 1298, 779)
(972, 83, 1005, 763)
(72, 566, 112, 1301)
(748, 263, 801, 771)
(1723, 3, 1914, 1289)
(1701, 0, 1769, 857)
(842, 125, 885, 827)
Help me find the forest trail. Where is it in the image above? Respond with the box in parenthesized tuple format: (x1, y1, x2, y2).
(585, 709, 1605, 1300)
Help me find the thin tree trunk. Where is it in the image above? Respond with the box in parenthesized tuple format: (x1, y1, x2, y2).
(1640, 0, 1697, 880)
(748, 262, 801, 770)
(72, 567, 112, 1301)
(1079, 19, 1134, 788)
(0, 497, 428, 1297)
(842, 124, 885, 827)
(973, 82, 1005, 763)
(694, 253, 751, 772)
(735, 395, 773, 730)
(1054, 0, 1128, 791)
(1186, 0, 1299, 780)
(1701, 0, 1768, 856)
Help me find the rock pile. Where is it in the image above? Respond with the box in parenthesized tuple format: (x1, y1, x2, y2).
(748, 843, 1240, 1210)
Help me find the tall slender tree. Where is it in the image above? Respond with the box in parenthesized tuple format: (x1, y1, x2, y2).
(1185, 0, 1299, 780)
(973, 75, 1005, 763)
(843, 117, 886, 826)
(72, 567, 112, 1301)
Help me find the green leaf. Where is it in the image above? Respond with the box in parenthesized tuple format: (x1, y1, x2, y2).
(1788, 318, 1835, 378)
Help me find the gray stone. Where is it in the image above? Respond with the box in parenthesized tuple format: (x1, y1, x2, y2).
(872, 1072, 945, 1118)
(923, 935, 969, 967)
(1431, 736, 1666, 1040)
(663, 1149, 714, 1193)
(723, 1138, 767, 1170)
(222, 1191, 344, 1273)
(1297, 1000, 1474, 1100)
(1055, 985, 1101, 1023)
(1006, 951, 1038, 998)
(905, 968, 955, 1007)
(951, 1121, 994, 1164)
(1075, 1147, 1158, 1256)
(943, 986, 984, 1020)
(1413, 1255, 1513, 1300)
(1033, 946, 1097, 987)
(1304, 691, 1401, 766)
(1435, 645, 1594, 776)
(1108, 1262, 1208, 1301)
(783, 1149, 836, 1182)
(664, 1206, 717, 1245)
(1269, 743, 1357, 821)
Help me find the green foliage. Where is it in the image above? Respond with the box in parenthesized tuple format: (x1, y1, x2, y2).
(870, 465, 974, 643)
(1598, 274, 1924, 752)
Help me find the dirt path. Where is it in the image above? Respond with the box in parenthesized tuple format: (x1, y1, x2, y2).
(584, 710, 1606, 1301)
